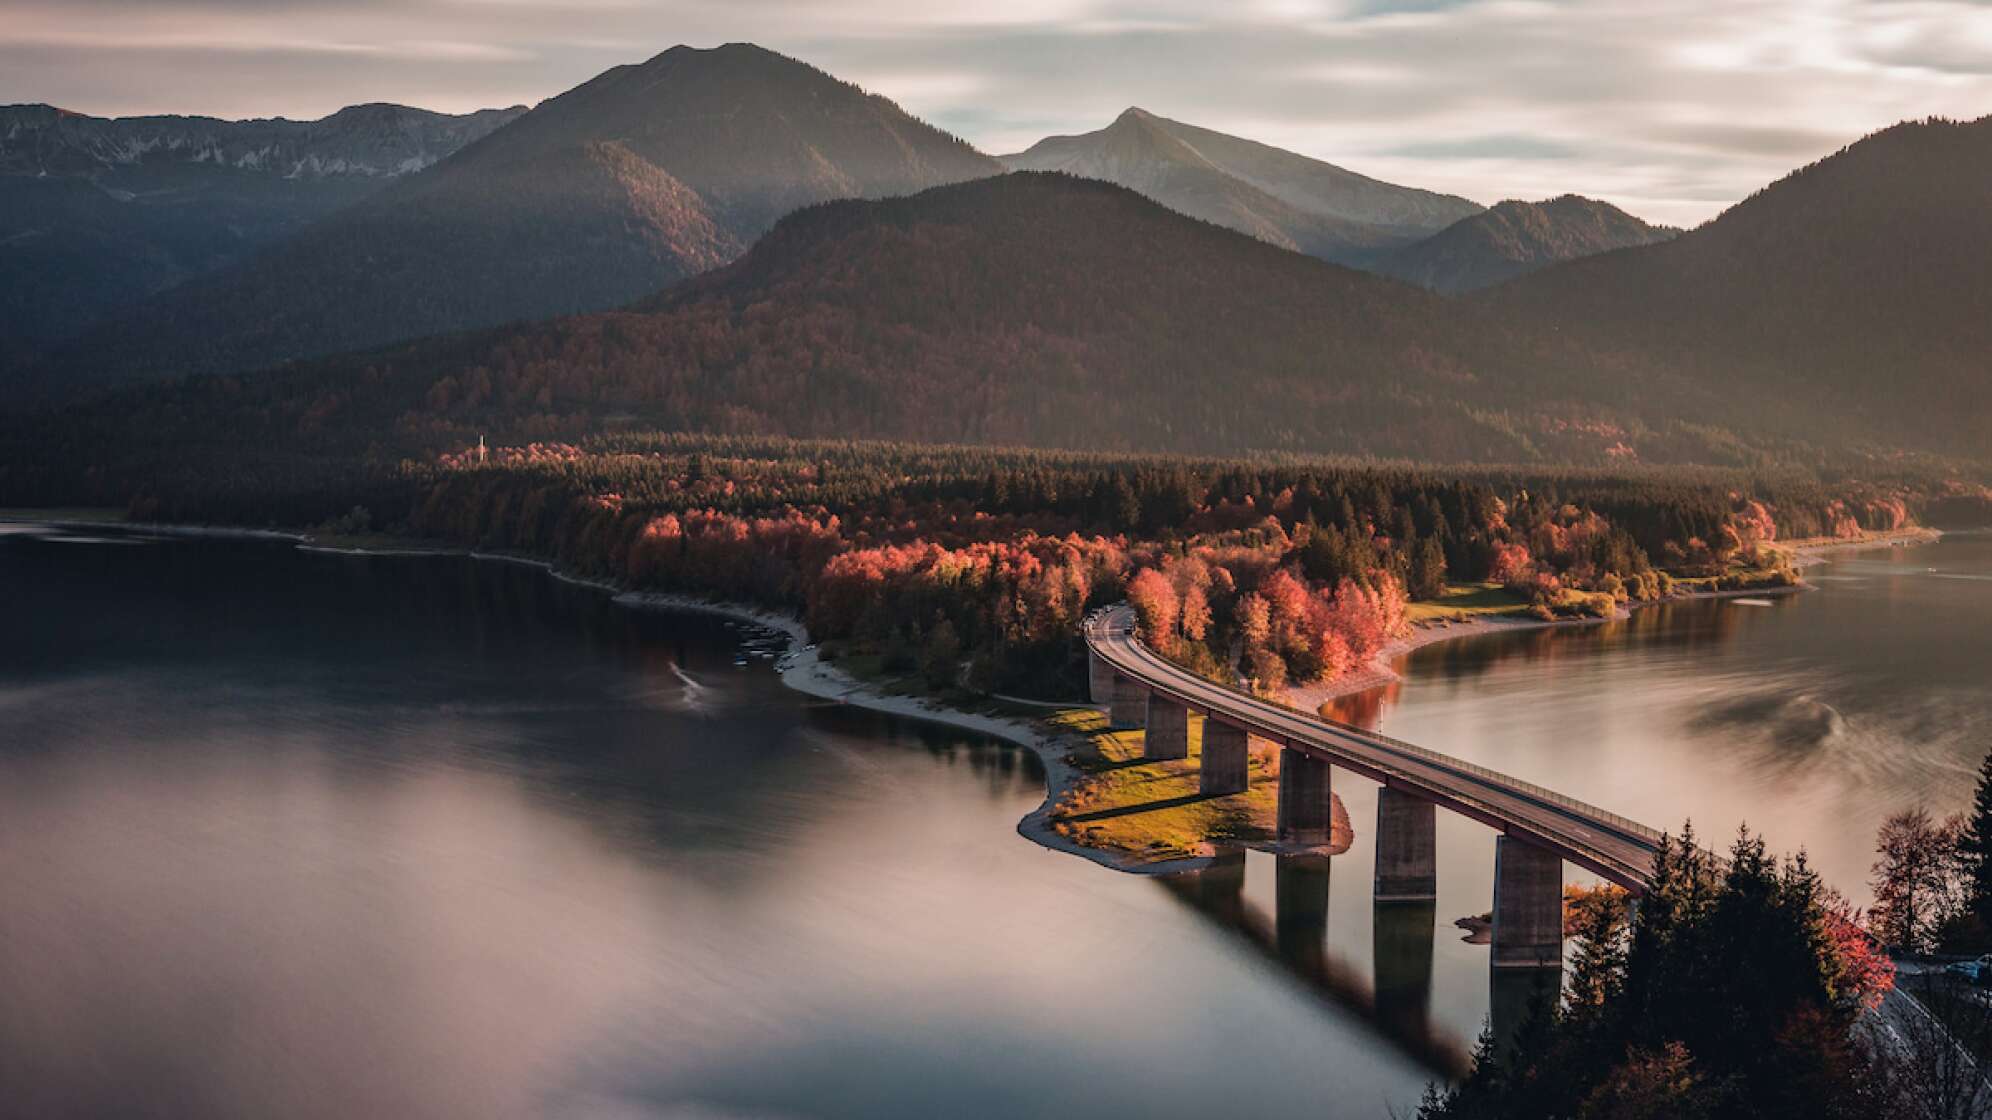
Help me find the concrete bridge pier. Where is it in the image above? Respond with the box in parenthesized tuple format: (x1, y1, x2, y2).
(1491, 836, 1564, 969)
(1277, 749, 1334, 846)
(1087, 648, 1117, 705)
(1199, 720, 1251, 796)
(1143, 695, 1190, 760)
(1108, 673, 1148, 730)
(1374, 788, 1438, 902)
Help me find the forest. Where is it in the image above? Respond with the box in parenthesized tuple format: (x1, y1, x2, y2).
(8, 431, 1978, 700)
(1425, 752, 1992, 1120)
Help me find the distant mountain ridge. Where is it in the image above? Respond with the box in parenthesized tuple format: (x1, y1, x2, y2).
(1001, 108, 1481, 262)
(0, 102, 523, 358)
(1482, 115, 1992, 456)
(1372, 196, 1676, 294)
(0, 101, 525, 181)
(29, 43, 1002, 391)
(32, 172, 1764, 470)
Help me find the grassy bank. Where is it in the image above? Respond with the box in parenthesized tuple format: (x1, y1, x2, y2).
(1039, 708, 1351, 864)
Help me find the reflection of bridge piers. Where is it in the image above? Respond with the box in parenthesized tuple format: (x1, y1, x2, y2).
(1160, 850, 1470, 1079)
(1490, 962, 1563, 1058)
(1086, 605, 1659, 997)
(1373, 898, 1437, 1036)
(1274, 854, 1332, 967)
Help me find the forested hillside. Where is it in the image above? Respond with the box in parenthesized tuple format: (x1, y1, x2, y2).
(1483, 115, 1992, 457)
(20, 172, 1803, 469)
(29, 44, 999, 393)
(1372, 196, 1674, 294)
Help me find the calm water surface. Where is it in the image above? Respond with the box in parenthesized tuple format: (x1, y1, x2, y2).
(1337, 530, 1992, 903)
(3, 527, 1987, 1118)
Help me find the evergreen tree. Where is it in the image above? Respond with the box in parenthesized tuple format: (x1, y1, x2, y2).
(1564, 887, 1630, 1026)
(1409, 536, 1449, 599)
(1961, 751, 1992, 939)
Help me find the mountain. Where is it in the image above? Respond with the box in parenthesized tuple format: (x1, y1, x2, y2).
(27, 172, 1772, 473)
(1000, 108, 1481, 262)
(0, 101, 523, 181)
(1370, 196, 1675, 294)
(30, 44, 1002, 393)
(0, 103, 523, 355)
(1482, 116, 1992, 456)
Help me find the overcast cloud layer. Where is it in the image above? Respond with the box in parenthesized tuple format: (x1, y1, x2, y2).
(5, 0, 1991, 225)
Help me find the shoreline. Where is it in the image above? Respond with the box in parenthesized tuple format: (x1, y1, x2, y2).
(612, 592, 1221, 877)
(1778, 526, 1944, 568)
(1286, 576, 1823, 713)
(0, 515, 1206, 878)
(1, 512, 1947, 878)
(1283, 524, 1941, 714)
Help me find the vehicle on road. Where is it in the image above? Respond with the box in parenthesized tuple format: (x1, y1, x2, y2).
(1943, 954, 1992, 985)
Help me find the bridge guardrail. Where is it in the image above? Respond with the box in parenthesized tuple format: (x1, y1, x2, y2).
(1086, 606, 1666, 849)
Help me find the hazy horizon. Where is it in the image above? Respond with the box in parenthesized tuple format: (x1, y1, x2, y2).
(6, 1, 1991, 226)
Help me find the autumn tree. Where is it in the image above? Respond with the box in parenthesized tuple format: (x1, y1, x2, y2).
(1869, 808, 1965, 953)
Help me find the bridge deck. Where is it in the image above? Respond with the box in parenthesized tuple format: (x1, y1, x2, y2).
(1084, 606, 1662, 890)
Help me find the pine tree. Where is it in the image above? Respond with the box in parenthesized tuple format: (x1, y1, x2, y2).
(1564, 886, 1631, 1026)
(1962, 751, 1992, 939)
(1409, 535, 1449, 600)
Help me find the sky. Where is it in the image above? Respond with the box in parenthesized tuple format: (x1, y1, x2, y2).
(4, 0, 1991, 226)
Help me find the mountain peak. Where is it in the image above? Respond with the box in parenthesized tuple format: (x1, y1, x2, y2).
(38, 47, 1002, 387)
(1372, 195, 1672, 294)
(1002, 111, 1481, 263)
(637, 42, 788, 68)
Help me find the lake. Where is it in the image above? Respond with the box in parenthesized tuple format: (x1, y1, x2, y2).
(3, 525, 1986, 1117)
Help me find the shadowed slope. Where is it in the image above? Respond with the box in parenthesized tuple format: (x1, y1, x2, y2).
(29, 173, 1707, 468)
(1372, 196, 1675, 294)
(34, 44, 1001, 392)
(1481, 116, 1992, 455)
(0, 102, 523, 357)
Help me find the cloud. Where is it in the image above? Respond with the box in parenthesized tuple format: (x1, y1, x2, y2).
(1, 0, 1988, 225)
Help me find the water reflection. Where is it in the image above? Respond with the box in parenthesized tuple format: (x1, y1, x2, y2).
(1159, 852, 1472, 1078)
(3, 528, 1453, 1119)
(1333, 534, 1992, 903)
(1374, 901, 1438, 1039)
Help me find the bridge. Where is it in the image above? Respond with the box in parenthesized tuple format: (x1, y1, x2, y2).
(1084, 604, 1665, 969)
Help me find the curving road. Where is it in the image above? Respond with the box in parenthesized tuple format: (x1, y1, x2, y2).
(1084, 605, 1664, 890)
